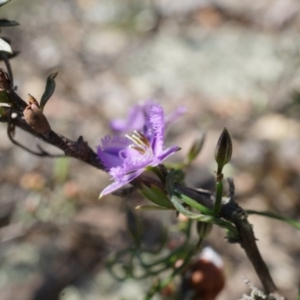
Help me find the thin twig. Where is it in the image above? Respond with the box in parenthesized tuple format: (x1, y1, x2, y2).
(7, 119, 64, 157)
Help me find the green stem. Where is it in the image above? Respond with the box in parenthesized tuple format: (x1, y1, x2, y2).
(246, 210, 300, 230)
(213, 180, 223, 215)
(217, 165, 223, 176)
(143, 248, 195, 300)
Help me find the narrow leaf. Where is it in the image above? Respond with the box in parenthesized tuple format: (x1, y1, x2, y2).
(247, 210, 300, 231)
(40, 72, 58, 111)
(179, 192, 212, 215)
(0, 19, 19, 27)
(135, 205, 172, 211)
(139, 184, 173, 209)
(0, 0, 10, 8)
(150, 185, 174, 208)
(0, 38, 12, 53)
(171, 194, 238, 235)
(170, 195, 213, 222)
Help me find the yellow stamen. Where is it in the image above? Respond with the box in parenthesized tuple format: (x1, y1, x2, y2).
(130, 145, 146, 154)
(126, 131, 152, 155)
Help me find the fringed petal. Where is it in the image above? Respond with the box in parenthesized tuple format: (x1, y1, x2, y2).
(97, 135, 131, 170)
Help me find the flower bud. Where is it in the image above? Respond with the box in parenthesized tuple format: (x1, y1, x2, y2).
(186, 132, 205, 163)
(196, 221, 213, 240)
(23, 95, 51, 135)
(215, 128, 232, 173)
(40, 72, 58, 112)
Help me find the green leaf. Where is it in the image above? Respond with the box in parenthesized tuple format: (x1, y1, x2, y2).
(40, 72, 58, 111)
(170, 193, 238, 236)
(0, 0, 10, 8)
(178, 191, 213, 215)
(135, 205, 172, 211)
(0, 90, 9, 104)
(0, 19, 19, 26)
(139, 184, 174, 209)
(165, 170, 175, 196)
(170, 195, 214, 222)
(0, 37, 11, 53)
(166, 169, 207, 213)
(246, 210, 300, 231)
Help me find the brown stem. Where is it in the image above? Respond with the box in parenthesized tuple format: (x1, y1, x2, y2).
(235, 218, 277, 294)
(1, 108, 104, 170)
(174, 184, 279, 295)
(0, 82, 280, 297)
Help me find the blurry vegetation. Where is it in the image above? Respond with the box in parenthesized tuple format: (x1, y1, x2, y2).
(0, 1, 300, 300)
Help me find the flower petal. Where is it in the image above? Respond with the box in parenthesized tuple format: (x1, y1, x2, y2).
(165, 105, 186, 128)
(156, 145, 180, 162)
(100, 168, 144, 197)
(147, 104, 165, 154)
(122, 152, 153, 174)
(100, 180, 127, 198)
(97, 102, 181, 198)
(97, 135, 131, 170)
(110, 104, 146, 133)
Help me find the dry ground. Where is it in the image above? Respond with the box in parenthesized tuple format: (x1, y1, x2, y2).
(0, 1, 300, 299)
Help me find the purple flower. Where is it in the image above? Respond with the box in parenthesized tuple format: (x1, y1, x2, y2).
(97, 104, 179, 197)
(110, 100, 186, 134)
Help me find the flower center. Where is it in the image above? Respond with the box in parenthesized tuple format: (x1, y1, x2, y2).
(126, 130, 152, 155)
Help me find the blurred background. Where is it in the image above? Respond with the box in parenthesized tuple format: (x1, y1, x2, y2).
(0, 0, 300, 299)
